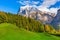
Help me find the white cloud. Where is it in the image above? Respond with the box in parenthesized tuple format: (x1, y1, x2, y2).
(18, 1, 25, 5)
(50, 8, 58, 14)
(38, 0, 60, 14)
(18, 0, 60, 14)
(38, 7, 50, 12)
(38, 7, 59, 14)
(32, 1, 39, 5)
(40, 0, 57, 7)
(40, 0, 59, 8)
(18, 0, 39, 5)
(18, 1, 29, 5)
(38, 7, 60, 14)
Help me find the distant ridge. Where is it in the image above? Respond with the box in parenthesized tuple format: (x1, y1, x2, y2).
(51, 9, 60, 30)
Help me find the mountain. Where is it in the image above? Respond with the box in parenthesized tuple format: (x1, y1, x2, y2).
(51, 9, 60, 30)
(18, 6, 39, 16)
(18, 6, 56, 24)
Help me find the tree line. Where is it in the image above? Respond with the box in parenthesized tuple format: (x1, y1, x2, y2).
(0, 11, 60, 35)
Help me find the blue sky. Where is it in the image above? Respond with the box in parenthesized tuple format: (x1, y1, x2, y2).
(0, 0, 60, 14)
(0, 0, 20, 14)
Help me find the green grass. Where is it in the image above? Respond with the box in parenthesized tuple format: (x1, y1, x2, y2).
(0, 23, 60, 40)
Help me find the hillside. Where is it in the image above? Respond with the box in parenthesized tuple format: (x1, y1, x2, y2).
(0, 11, 60, 35)
(0, 23, 60, 40)
(0, 11, 45, 32)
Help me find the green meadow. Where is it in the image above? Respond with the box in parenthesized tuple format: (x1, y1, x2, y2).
(0, 23, 60, 40)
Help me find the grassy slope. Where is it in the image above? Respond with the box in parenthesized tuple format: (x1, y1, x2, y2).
(0, 23, 60, 40)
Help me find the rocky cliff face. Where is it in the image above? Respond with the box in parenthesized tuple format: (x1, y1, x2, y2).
(18, 7, 55, 24)
(51, 9, 60, 30)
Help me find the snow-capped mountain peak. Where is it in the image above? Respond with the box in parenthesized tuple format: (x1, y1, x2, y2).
(18, 5, 39, 15)
(18, 6, 56, 24)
